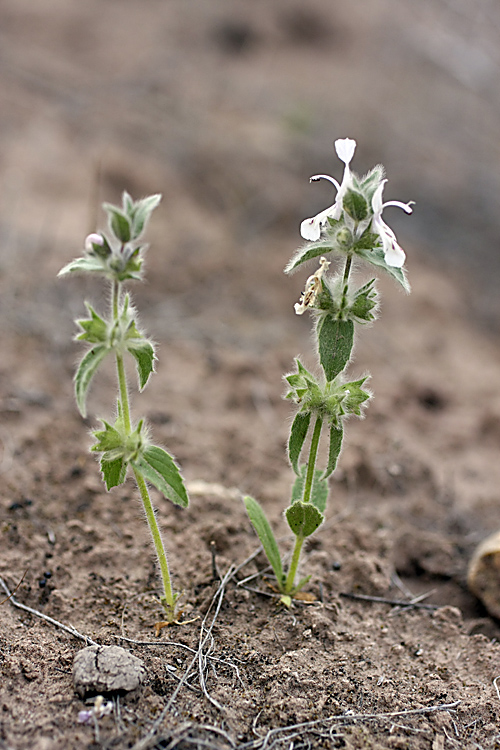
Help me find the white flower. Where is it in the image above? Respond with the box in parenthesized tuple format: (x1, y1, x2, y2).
(371, 180, 413, 268)
(294, 256, 330, 314)
(300, 138, 357, 241)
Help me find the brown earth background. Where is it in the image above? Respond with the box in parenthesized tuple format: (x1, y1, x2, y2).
(2, 2, 500, 749)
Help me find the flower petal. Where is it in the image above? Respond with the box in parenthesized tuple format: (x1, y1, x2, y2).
(300, 204, 336, 240)
(384, 241, 406, 268)
(335, 138, 356, 165)
(374, 218, 406, 267)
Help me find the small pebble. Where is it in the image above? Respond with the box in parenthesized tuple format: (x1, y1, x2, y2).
(73, 645, 146, 698)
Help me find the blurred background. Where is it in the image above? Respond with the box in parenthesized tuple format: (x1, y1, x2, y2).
(0, 0, 499, 348)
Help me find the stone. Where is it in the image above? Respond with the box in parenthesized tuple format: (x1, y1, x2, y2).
(73, 644, 146, 697)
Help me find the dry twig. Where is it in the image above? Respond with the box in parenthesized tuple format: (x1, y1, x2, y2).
(130, 565, 239, 750)
(0, 575, 99, 646)
(340, 591, 439, 611)
(241, 701, 461, 750)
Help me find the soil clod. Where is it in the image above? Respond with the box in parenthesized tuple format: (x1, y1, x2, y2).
(73, 645, 146, 698)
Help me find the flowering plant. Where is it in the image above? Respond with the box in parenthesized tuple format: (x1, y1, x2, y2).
(59, 193, 189, 622)
(244, 139, 412, 605)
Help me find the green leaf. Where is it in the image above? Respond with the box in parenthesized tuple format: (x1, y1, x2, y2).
(130, 194, 162, 239)
(132, 445, 189, 508)
(358, 165, 385, 200)
(122, 191, 134, 215)
(291, 466, 328, 514)
(317, 315, 354, 381)
(353, 230, 380, 252)
(285, 501, 324, 539)
(91, 420, 124, 453)
(356, 245, 410, 293)
(343, 190, 368, 222)
(76, 304, 109, 344)
(100, 456, 127, 490)
(103, 204, 132, 243)
(74, 344, 110, 417)
(323, 424, 343, 479)
(57, 256, 107, 277)
(288, 412, 311, 475)
(349, 278, 378, 323)
(342, 377, 371, 415)
(285, 237, 337, 274)
(243, 496, 284, 586)
(127, 339, 155, 390)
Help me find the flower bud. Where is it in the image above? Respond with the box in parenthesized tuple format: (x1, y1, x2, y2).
(85, 233, 111, 259)
(336, 227, 352, 248)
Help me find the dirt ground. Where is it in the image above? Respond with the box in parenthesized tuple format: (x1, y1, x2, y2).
(2, 2, 500, 749)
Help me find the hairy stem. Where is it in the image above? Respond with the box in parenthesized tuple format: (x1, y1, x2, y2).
(284, 414, 323, 594)
(133, 468, 176, 616)
(285, 534, 305, 594)
(111, 280, 176, 619)
(339, 253, 353, 317)
(302, 415, 323, 504)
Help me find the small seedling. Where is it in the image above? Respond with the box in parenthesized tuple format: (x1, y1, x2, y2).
(59, 193, 189, 622)
(244, 138, 413, 605)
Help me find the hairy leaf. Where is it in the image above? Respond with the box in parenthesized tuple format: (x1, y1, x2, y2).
(317, 315, 354, 381)
(291, 467, 328, 514)
(244, 496, 284, 586)
(285, 501, 324, 539)
(323, 424, 343, 479)
(91, 420, 124, 453)
(356, 246, 410, 292)
(132, 445, 188, 508)
(285, 238, 336, 274)
(127, 339, 155, 389)
(288, 412, 311, 475)
(76, 304, 108, 344)
(100, 456, 127, 490)
(130, 194, 162, 239)
(343, 190, 368, 222)
(74, 344, 110, 417)
(103, 204, 131, 243)
(58, 256, 106, 277)
(350, 278, 378, 322)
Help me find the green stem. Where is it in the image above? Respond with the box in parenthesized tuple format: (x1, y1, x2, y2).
(285, 534, 305, 594)
(111, 280, 176, 620)
(111, 279, 119, 320)
(133, 467, 176, 616)
(116, 353, 132, 433)
(302, 415, 323, 504)
(284, 414, 323, 594)
(339, 253, 353, 317)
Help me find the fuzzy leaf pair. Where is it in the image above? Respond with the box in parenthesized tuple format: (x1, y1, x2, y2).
(285, 230, 408, 293)
(317, 277, 378, 325)
(289, 413, 343, 480)
(104, 193, 161, 244)
(92, 419, 188, 508)
(101, 447, 188, 508)
(285, 359, 369, 424)
(74, 302, 155, 418)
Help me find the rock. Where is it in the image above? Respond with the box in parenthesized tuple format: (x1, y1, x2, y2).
(73, 645, 146, 698)
(467, 530, 500, 619)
